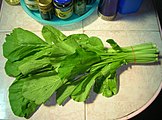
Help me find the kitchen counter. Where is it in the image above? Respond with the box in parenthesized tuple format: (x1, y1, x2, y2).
(0, 0, 162, 120)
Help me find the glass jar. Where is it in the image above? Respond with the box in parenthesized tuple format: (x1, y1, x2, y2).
(25, 0, 39, 10)
(74, 0, 86, 16)
(98, 0, 118, 21)
(5, 0, 20, 5)
(53, 0, 73, 19)
(38, 0, 54, 20)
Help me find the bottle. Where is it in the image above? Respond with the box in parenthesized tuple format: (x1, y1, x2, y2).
(53, 0, 73, 19)
(98, 0, 118, 21)
(118, 0, 144, 14)
(38, 0, 54, 20)
(5, 0, 20, 5)
(74, 0, 86, 16)
(25, 0, 39, 10)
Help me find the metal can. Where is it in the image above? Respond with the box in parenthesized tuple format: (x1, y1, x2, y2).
(74, 0, 86, 16)
(25, 0, 39, 10)
(38, 0, 54, 20)
(53, 0, 73, 19)
(5, 0, 20, 5)
(98, 0, 118, 21)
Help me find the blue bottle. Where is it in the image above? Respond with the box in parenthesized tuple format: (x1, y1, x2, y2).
(98, 0, 119, 21)
(118, 0, 144, 14)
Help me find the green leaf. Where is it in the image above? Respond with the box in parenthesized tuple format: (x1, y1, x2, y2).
(9, 79, 39, 118)
(42, 26, 95, 57)
(88, 36, 104, 49)
(4, 54, 35, 77)
(5, 60, 21, 77)
(4, 48, 55, 77)
(65, 34, 89, 45)
(106, 39, 122, 51)
(93, 61, 122, 97)
(22, 71, 63, 105)
(58, 49, 100, 80)
(42, 26, 81, 55)
(94, 73, 118, 97)
(66, 34, 104, 49)
(101, 74, 118, 97)
(3, 28, 47, 62)
(42, 25, 66, 44)
(93, 75, 105, 94)
(56, 79, 82, 105)
(55, 39, 79, 55)
(65, 34, 106, 55)
(100, 61, 122, 76)
(19, 57, 52, 75)
(71, 73, 98, 102)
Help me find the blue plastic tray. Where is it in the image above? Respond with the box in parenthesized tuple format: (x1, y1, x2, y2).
(20, 0, 99, 26)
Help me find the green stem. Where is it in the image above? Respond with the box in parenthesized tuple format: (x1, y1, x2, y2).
(121, 43, 157, 52)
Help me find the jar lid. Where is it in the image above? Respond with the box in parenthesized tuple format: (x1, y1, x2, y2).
(5, 0, 20, 5)
(54, 0, 72, 4)
(39, 0, 52, 7)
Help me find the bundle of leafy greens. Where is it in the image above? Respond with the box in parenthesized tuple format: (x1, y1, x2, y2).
(3, 25, 159, 118)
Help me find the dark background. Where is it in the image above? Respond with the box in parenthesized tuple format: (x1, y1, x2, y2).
(154, 0, 162, 26)
(0, 0, 161, 119)
(131, 90, 162, 120)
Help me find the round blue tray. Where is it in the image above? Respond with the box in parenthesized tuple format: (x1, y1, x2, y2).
(20, 0, 99, 26)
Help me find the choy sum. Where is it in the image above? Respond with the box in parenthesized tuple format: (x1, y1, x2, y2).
(2, 25, 159, 118)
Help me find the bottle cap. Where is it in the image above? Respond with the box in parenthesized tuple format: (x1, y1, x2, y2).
(39, 0, 52, 7)
(38, 0, 53, 10)
(5, 0, 20, 5)
(54, 0, 71, 4)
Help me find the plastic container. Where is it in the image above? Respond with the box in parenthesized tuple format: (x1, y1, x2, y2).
(25, 0, 38, 10)
(118, 0, 144, 14)
(20, 0, 99, 25)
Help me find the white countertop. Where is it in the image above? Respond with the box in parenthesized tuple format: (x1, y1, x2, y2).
(0, 0, 162, 119)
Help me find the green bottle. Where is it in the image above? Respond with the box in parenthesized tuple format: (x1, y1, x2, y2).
(74, 0, 86, 16)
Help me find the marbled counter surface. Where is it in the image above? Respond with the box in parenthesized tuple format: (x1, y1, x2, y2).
(0, 0, 162, 120)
